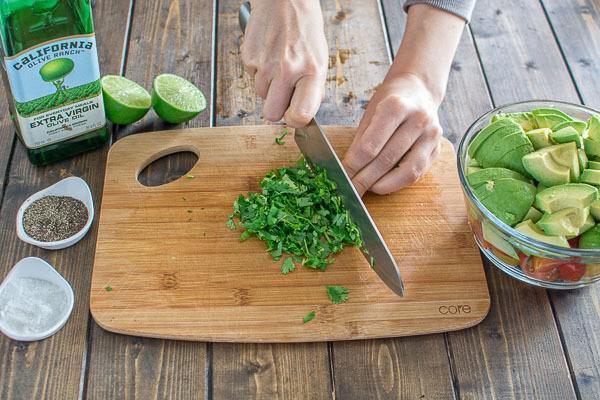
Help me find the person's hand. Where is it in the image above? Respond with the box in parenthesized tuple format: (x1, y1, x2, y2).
(241, 0, 328, 127)
(342, 73, 443, 196)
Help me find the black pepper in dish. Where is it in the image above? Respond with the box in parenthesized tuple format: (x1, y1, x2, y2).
(23, 195, 88, 242)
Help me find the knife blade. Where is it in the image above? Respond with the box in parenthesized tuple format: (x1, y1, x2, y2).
(295, 121, 404, 296)
(239, 2, 404, 296)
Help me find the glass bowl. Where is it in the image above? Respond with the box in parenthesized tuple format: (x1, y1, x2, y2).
(457, 100, 600, 289)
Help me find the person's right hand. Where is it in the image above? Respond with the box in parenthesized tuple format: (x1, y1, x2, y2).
(241, 0, 328, 127)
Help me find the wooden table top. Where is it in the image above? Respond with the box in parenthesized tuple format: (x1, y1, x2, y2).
(0, 1, 598, 399)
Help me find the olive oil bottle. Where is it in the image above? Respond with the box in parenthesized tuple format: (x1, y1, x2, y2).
(0, 0, 107, 165)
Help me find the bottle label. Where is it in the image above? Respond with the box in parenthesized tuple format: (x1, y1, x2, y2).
(3, 33, 105, 149)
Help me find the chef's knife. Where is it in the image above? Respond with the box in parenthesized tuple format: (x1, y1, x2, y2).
(239, 3, 404, 296)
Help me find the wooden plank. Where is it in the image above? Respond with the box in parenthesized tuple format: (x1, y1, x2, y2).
(0, 1, 131, 399)
(540, 1, 600, 398)
(330, 2, 493, 398)
(211, 1, 331, 398)
(541, 0, 600, 110)
(84, 0, 215, 398)
(449, 1, 585, 398)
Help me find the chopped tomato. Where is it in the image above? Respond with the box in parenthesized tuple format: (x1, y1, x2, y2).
(521, 256, 560, 282)
(568, 237, 580, 248)
(557, 262, 586, 282)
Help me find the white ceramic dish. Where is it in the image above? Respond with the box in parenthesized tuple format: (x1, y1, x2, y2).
(16, 176, 94, 250)
(0, 257, 75, 341)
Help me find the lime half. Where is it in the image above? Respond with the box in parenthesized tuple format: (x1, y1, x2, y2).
(101, 75, 151, 125)
(151, 73, 206, 124)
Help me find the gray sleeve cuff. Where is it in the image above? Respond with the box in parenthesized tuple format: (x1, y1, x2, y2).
(403, 0, 476, 22)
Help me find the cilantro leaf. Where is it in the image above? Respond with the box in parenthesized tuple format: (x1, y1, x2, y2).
(303, 311, 316, 323)
(326, 285, 349, 304)
(227, 158, 366, 271)
(280, 258, 296, 275)
(105, 286, 113, 292)
(275, 128, 289, 145)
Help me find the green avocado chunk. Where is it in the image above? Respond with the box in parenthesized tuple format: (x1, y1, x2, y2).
(468, 118, 520, 158)
(514, 219, 570, 247)
(473, 178, 536, 226)
(578, 148, 588, 172)
(526, 128, 553, 150)
(551, 126, 583, 148)
(580, 169, 600, 186)
(590, 199, 600, 221)
(477, 132, 532, 168)
(482, 220, 518, 259)
(532, 108, 573, 129)
(523, 207, 543, 223)
(467, 167, 528, 188)
(535, 183, 599, 214)
(553, 120, 587, 134)
(522, 149, 571, 187)
(537, 207, 589, 237)
(492, 112, 537, 131)
(586, 114, 600, 142)
(579, 225, 600, 249)
(579, 214, 595, 236)
(587, 160, 600, 170)
(584, 138, 600, 158)
(523, 142, 580, 185)
(495, 145, 534, 177)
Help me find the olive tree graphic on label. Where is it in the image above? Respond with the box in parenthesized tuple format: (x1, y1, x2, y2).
(39, 58, 74, 94)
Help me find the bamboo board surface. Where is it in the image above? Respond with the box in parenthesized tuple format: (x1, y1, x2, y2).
(90, 125, 489, 342)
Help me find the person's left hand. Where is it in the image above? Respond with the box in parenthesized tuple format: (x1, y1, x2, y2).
(342, 72, 443, 196)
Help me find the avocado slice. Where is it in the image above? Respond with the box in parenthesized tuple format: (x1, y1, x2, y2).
(467, 167, 528, 188)
(553, 120, 587, 134)
(549, 142, 581, 181)
(468, 118, 521, 158)
(476, 132, 533, 168)
(584, 138, 600, 158)
(495, 145, 534, 177)
(523, 207, 543, 223)
(591, 199, 600, 221)
(535, 183, 599, 213)
(579, 225, 600, 249)
(587, 160, 600, 170)
(492, 112, 537, 131)
(473, 178, 536, 226)
(579, 214, 595, 236)
(532, 108, 573, 129)
(537, 207, 589, 237)
(522, 151, 571, 187)
(586, 114, 600, 142)
(580, 169, 600, 186)
(551, 126, 583, 148)
(514, 219, 570, 247)
(526, 128, 553, 150)
(482, 220, 518, 259)
(466, 166, 482, 175)
(578, 148, 588, 172)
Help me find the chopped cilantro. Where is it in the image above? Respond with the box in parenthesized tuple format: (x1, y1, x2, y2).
(326, 285, 349, 304)
(105, 286, 113, 292)
(275, 128, 289, 145)
(227, 159, 365, 270)
(185, 174, 195, 179)
(303, 311, 316, 323)
(280, 258, 296, 275)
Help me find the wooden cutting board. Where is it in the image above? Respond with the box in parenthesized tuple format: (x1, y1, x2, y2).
(90, 125, 489, 342)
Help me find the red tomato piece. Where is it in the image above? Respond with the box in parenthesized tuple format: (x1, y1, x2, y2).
(557, 262, 586, 282)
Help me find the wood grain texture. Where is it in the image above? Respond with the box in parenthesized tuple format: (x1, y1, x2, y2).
(450, 0, 587, 398)
(212, 2, 331, 399)
(0, 1, 131, 399)
(91, 126, 488, 341)
(541, 0, 600, 110)
(84, 0, 214, 398)
(541, 1, 600, 398)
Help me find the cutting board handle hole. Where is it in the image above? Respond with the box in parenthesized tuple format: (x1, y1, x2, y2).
(137, 148, 199, 187)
